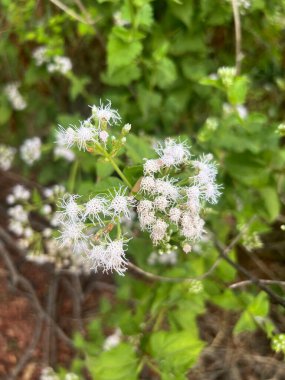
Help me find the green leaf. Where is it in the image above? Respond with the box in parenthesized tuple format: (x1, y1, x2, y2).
(88, 343, 139, 380)
(107, 32, 143, 73)
(125, 134, 155, 164)
(227, 76, 249, 105)
(148, 331, 205, 374)
(259, 187, 280, 222)
(135, 3, 154, 29)
(96, 158, 114, 179)
(152, 57, 177, 89)
(93, 177, 124, 194)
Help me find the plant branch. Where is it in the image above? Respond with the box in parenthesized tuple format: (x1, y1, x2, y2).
(230, 279, 285, 289)
(231, 0, 242, 74)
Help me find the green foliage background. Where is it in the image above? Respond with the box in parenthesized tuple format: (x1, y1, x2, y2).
(1, 0, 285, 378)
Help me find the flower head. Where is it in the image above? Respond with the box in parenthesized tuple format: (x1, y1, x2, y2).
(0, 144, 16, 171)
(20, 137, 42, 165)
(83, 196, 109, 224)
(108, 187, 136, 221)
(92, 100, 121, 127)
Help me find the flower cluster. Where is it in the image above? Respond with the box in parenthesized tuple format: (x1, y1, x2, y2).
(217, 66, 236, 87)
(0, 144, 16, 171)
(57, 100, 129, 152)
(33, 46, 72, 74)
(6, 184, 90, 272)
(20, 137, 42, 165)
(56, 187, 136, 275)
(4, 82, 27, 111)
(137, 139, 221, 252)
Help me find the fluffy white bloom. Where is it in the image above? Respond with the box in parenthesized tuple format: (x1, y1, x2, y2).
(47, 56, 72, 74)
(33, 46, 48, 66)
(57, 221, 88, 252)
(155, 178, 180, 200)
(4, 82, 27, 110)
(137, 200, 153, 213)
(54, 129, 75, 161)
(185, 185, 201, 213)
(108, 188, 136, 220)
(155, 139, 190, 167)
(143, 159, 162, 175)
(83, 196, 108, 224)
(57, 194, 81, 222)
(8, 220, 24, 236)
(57, 126, 77, 149)
(75, 122, 96, 150)
(0, 144, 16, 171)
(154, 196, 170, 211)
(201, 182, 222, 204)
(140, 176, 157, 194)
(54, 146, 75, 161)
(150, 219, 168, 244)
(7, 185, 31, 203)
(181, 213, 205, 240)
(183, 243, 192, 254)
(123, 123, 131, 133)
(101, 239, 128, 275)
(192, 154, 218, 185)
(103, 328, 122, 350)
(138, 210, 156, 231)
(92, 100, 121, 127)
(42, 204, 52, 215)
(169, 207, 181, 224)
(20, 137, 42, 165)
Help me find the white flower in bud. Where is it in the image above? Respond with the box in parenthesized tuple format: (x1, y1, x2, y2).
(43, 228, 52, 238)
(32, 46, 48, 66)
(12, 185, 31, 201)
(42, 204, 52, 215)
(143, 159, 161, 175)
(123, 123, 131, 133)
(8, 221, 24, 236)
(8, 205, 28, 223)
(91, 100, 121, 127)
(109, 188, 136, 220)
(150, 219, 168, 244)
(84, 196, 108, 224)
(103, 328, 122, 351)
(4, 82, 27, 111)
(6, 194, 15, 204)
(20, 137, 42, 165)
(154, 196, 170, 211)
(183, 244, 192, 254)
(181, 213, 205, 240)
(99, 130, 109, 143)
(47, 56, 72, 74)
(169, 207, 181, 224)
(23, 227, 33, 238)
(121, 137, 126, 143)
(57, 194, 81, 222)
(140, 176, 156, 194)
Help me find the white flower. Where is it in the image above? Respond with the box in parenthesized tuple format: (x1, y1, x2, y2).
(218, 67, 236, 87)
(20, 137, 42, 165)
(42, 204, 52, 215)
(192, 154, 218, 185)
(57, 126, 77, 149)
(185, 185, 201, 213)
(140, 176, 157, 194)
(4, 82, 27, 111)
(155, 177, 180, 200)
(83, 196, 108, 224)
(54, 146, 75, 162)
(47, 56, 72, 74)
(0, 144, 16, 171)
(40, 367, 59, 380)
(65, 374, 79, 380)
(154, 196, 170, 211)
(103, 328, 122, 351)
(105, 239, 128, 275)
(201, 182, 222, 204)
(8, 205, 28, 223)
(75, 122, 96, 150)
(57, 221, 88, 252)
(122, 123, 131, 133)
(169, 207, 181, 224)
(155, 139, 190, 167)
(32, 46, 48, 66)
(137, 200, 153, 213)
(181, 213, 205, 240)
(237, 105, 248, 119)
(143, 159, 162, 175)
(91, 100, 121, 127)
(150, 219, 168, 244)
(183, 244, 192, 254)
(57, 194, 81, 222)
(89, 244, 105, 271)
(108, 188, 136, 220)
(138, 210, 156, 231)
(8, 220, 24, 236)
(12, 185, 31, 201)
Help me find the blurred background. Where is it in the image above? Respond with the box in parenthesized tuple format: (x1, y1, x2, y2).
(1, 0, 285, 379)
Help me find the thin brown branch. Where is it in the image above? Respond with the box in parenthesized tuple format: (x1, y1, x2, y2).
(215, 240, 285, 308)
(230, 279, 285, 289)
(231, 0, 243, 74)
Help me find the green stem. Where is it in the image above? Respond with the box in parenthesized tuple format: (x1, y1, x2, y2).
(69, 160, 79, 193)
(108, 155, 132, 189)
